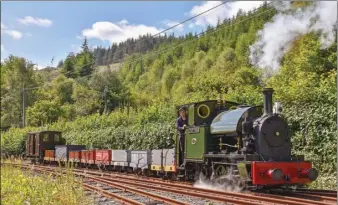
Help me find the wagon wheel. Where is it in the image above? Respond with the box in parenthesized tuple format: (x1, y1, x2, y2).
(136, 168, 142, 176)
(142, 169, 149, 176)
(162, 173, 169, 180)
(170, 173, 178, 181)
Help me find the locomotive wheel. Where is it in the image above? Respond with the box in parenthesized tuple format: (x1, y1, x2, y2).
(194, 170, 200, 181)
(213, 165, 245, 191)
(212, 165, 229, 185)
(215, 165, 227, 176)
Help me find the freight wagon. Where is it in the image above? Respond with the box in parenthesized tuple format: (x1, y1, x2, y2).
(55, 145, 86, 162)
(81, 150, 96, 166)
(111, 150, 130, 171)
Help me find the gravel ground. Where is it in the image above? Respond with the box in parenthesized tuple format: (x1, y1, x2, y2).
(83, 179, 167, 205)
(140, 187, 228, 205)
(83, 178, 230, 205)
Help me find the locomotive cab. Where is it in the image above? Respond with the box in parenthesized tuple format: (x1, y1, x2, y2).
(175, 100, 240, 166)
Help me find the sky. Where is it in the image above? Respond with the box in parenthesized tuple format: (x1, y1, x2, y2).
(1, 1, 266, 69)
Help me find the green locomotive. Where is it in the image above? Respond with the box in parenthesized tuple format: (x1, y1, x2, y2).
(175, 88, 317, 188)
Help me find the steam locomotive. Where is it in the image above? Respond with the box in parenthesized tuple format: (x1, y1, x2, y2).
(25, 88, 318, 189)
(175, 88, 318, 188)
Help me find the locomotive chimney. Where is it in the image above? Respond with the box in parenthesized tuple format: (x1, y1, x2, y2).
(262, 88, 274, 116)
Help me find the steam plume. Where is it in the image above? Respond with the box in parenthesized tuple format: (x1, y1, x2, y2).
(250, 1, 337, 74)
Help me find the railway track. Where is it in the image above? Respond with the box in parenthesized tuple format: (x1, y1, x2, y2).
(4, 163, 224, 205)
(3, 162, 337, 205)
(292, 188, 337, 197)
(71, 168, 336, 205)
(59, 165, 336, 205)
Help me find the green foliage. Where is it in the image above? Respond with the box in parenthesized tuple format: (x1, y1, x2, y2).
(1, 55, 39, 127)
(1, 164, 91, 205)
(57, 59, 64, 68)
(2, 103, 175, 155)
(71, 82, 101, 116)
(26, 100, 62, 127)
(1, 127, 32, 155)
(49, 75, 75, 104)
(61, 53, 77, 78)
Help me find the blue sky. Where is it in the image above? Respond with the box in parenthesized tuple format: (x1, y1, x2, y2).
(1, 1, 265, 69)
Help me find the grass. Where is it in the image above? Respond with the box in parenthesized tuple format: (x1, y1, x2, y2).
(307, 173, 337, 190)
(1, 159, 93, 205)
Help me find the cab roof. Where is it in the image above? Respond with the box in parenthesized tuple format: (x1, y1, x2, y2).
(27, 130, 62, 134)
(175, 100, 239, 109)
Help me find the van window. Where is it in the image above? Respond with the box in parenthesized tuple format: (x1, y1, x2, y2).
(54, 134, 60, 142)
(43, 134, 49, 142)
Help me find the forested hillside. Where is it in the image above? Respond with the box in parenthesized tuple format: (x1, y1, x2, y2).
(93, 33, 177, 66)
(1, 2, 336, 188)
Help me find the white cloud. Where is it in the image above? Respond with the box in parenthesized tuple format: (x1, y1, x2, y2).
(71, 44, 82, 53)
(80, 20, 161, 43)
(1, 44, 4, 52)
(189, 1, 266, 27)
(1, 22, 6, 29)
(33, 63, 47, 70)
(188, 23, 195, 29)
(76, 35, 84, 40)
(162, 20, 184, 32)
(18, 16, 52, 27)
(1, 22, 23, 40)
(118, 19, 128, 25)
(4, 30, 23, 39)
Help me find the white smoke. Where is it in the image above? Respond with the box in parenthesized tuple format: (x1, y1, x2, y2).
(250, 1, 337, 73)
(193, 172, 243, 193)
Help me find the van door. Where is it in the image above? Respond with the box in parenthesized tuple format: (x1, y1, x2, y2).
(29, 134, 35, 156)
(26, 135, 30, 156)
(34, 134, 39, 156)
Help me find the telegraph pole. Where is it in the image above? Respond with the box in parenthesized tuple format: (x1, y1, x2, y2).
(22, 85, 25, 128)
(103, 86, 108, 114)
(21, 85, 41, 128)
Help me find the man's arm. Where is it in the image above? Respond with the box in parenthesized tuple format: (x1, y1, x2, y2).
(176, 118, 185, 131)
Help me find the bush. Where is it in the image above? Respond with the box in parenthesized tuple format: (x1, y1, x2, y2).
(1, 103, 176, 155)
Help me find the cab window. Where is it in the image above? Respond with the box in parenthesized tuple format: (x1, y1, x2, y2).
(54, 134, 60, 142)
(43, 134, 49, 142)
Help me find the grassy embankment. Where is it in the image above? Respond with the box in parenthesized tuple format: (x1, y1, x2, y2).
(1, 159, 92, 205)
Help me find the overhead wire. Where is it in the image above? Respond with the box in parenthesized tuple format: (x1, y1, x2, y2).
(111, 1, 278, 69)
(24, 1, 278, 88)
(65, 1, 231, 76)
(69, 1, 278, 82)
